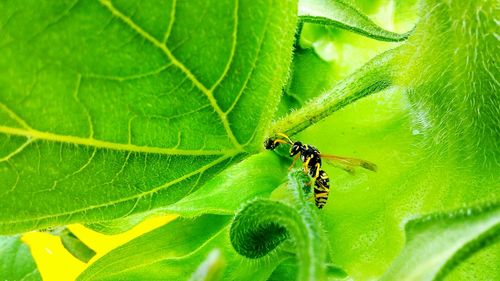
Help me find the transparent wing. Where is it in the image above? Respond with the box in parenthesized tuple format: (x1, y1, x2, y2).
(320, 154, 377, 174)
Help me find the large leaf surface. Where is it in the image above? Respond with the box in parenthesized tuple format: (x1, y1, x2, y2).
(0, 0, 297, 234)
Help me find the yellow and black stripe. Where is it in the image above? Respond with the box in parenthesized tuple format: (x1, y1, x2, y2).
(314, 170, 330, 209)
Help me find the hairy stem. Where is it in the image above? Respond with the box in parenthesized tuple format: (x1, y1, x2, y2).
(271, 47, 398, 136)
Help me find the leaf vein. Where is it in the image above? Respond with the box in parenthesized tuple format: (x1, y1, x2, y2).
(0, 154, 235, 225)
(210, 0, 239, 91)
(110, 152, 132, 184)
(73, 74, 94, 138)
(0, 138, 34, 162)
(3, 161, 20, 194)
(0, 126, 234, 156)
(82, 63, 172, 82)
(225, 7, 269, 115)
(162, 0, 177, 44)
(98, 0, 242, 150)
(47, 148, 98, 193)
(0, 102, 33, 130)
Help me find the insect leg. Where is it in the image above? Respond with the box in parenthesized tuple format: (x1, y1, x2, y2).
(288, 154, 300, 171)
(303, 156, 311, 174)
(313, 163, 320, 179)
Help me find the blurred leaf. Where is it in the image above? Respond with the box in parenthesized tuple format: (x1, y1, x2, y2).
(394, 0, 420, 31)
(0, 0, 297, 234)
(188, 249, 226, 281)
(266, 259, 348, 281)
(395, 0, 500, 165)
(342, 0, 389, 15)
(0, 235, 41, 281)
(382, 202, 500, 281)
(277, 49, 341, 117)
(299, 0, 411, 42)
(272, 47, 396, 136)
(267, 258, 299, 281)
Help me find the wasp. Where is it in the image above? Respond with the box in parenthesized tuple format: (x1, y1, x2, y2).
(264, 133, 377, 209)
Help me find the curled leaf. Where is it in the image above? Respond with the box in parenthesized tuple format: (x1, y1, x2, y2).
(230, 171, 327, 281)
(230, 199, 291, 259)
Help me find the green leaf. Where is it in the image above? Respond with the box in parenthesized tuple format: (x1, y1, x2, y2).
(267, 258, 299, 281)
(394, 0, 420, 31)
(0, 0, 297, 234)
(381, 202, 500, 281)
(0, 235, 42, 281)
(2, 0, 498, 279)
(86, 152, 288, 234)
(298, 0, 412, 42)
(163, 152, 288, 216)
(78, 215, 230, 281)
(78, 215, 283, 281)
(58, 228, 96, 263)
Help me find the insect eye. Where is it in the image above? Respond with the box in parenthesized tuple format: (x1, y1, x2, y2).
(264, 138, 276, 150)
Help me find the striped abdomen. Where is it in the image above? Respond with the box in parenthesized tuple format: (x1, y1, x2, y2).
(314, 170, 330, 209)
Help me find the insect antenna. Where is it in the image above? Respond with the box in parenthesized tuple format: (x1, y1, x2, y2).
(276, 133, 293, 144)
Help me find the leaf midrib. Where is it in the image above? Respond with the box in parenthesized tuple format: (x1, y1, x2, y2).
(0, 126, 237, 156)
